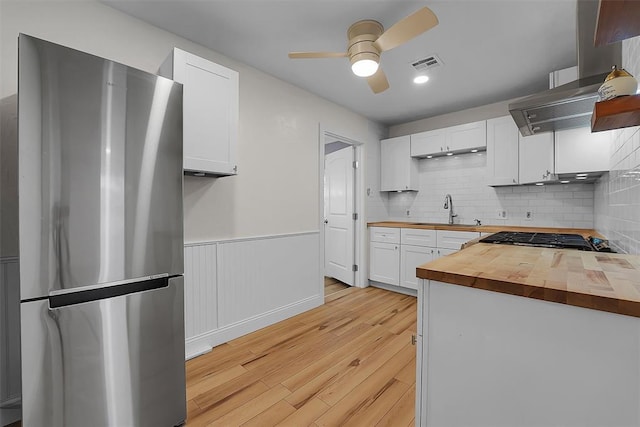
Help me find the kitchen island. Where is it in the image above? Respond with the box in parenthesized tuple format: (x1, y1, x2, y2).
(414, 243, 640, 427)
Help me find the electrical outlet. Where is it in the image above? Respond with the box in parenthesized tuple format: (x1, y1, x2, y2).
(525, 211, 533, 221)
(496, 210, 507, 219)
(406, 210, 411, 216)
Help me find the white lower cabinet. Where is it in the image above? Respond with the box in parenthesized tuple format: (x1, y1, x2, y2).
(370, 227, 479, 292)
(369, 241, 400, 286)
(401, 245, 435, 290)
(436, 230, 479, 250)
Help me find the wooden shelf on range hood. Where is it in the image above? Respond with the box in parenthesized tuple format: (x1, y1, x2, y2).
(591, 94, 640, 132)
(594, 0, 640, 46)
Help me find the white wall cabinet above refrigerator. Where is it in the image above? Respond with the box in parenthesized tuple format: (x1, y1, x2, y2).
(380, 136, 419, 192)
(411, 120, 486, 157)
(160, 48, 239, 176)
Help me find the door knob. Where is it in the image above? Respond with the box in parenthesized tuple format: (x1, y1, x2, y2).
(324, 219, 328, 224)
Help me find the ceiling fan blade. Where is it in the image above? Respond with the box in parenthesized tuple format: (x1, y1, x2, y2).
(288, 51, 348, 59)
(374, 7, 439, 52)
(367, 68, 389, 94)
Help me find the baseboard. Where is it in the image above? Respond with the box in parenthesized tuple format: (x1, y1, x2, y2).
(369, 280, 417, 297)
(185, 294, 323, 360)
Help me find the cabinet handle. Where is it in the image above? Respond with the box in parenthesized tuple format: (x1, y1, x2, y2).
(395, 246, 398, 250)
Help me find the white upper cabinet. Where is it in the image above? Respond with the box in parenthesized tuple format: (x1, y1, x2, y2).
(554, 126, 611, 174)
(411, 121, 486, 157)
(486, 116, 519, 186)
(380, 136, 419, 192)
(160, 48, 239, 176)
(519, 132, 554, 184)
(488, 116, 557, 186)
(411, 128, 447, 156)
(447, 121, 487, 152)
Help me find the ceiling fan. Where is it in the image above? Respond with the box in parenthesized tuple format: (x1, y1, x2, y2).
(288, 7, 438, 94)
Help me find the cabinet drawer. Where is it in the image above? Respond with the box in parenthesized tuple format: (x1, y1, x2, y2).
(370, 227, 400, 244)
(401, 228, 437, 247)
(436, 230, 480, 250)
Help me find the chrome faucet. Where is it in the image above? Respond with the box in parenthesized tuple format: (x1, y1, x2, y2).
(443, 194, 458, 225)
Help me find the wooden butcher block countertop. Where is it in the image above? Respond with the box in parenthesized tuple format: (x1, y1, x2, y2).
(417, 243, 640, 318)
(367, 221, 602, 238)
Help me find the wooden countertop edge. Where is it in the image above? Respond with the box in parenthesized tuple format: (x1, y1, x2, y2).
(417, 263, 640, 318)
(367, 221, 603, 238)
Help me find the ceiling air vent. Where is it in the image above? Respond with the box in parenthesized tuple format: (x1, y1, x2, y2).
(410, 54, 443, 72)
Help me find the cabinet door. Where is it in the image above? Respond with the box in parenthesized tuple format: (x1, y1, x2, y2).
(487, 116, 519, 186)
(173, 49, 239, 175)
(401, 245, 434, 290)
(555, 127, 612, 174)
(381, 136, 419, 191)
(369, 242, 400, 286)
(519, 132, 554, 184)
(447, 121, 487, 152)
(436, 248, 457, 258)
(411, 129, 446, 157)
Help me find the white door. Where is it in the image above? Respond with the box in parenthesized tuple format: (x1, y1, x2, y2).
(324, 146, 355, 285)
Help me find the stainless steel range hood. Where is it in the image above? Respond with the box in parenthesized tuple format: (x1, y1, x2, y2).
(509, 0, 621, 136)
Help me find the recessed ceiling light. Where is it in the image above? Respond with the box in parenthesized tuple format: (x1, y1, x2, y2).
(426, 155, 433, 159)
(576, 173, 588, 177)
(576, 176, 587, 180)
(413, 75, 429, 84)
(561, 180, 570, 184)
(470, 149, 478, 153)
(535, 182, 544, 186)
(446, 152, 453, 156)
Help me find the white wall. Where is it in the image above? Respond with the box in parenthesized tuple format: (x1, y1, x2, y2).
(388, 99, 513, 138)
(0, 0, 386, 257)
(384, 152, 594, 228)
(594, 36, 640, 254)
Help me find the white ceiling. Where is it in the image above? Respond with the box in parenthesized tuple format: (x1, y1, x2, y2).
(102, 0, 579, 126)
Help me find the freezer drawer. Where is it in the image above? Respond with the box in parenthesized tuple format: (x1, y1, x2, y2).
(20, 277, 186, 427)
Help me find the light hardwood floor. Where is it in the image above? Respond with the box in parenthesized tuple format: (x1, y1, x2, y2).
(185, 282, 417, 426)
(323, 276, 350, 296)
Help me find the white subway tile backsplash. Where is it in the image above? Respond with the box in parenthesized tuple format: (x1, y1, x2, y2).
(594, 36, 640, 254)
(385, 152, 594, 228)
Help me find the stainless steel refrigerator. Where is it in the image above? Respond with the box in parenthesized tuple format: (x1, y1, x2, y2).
(18, 34, 186, 426)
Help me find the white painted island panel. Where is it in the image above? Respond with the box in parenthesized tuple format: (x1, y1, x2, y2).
(416, 279, 640, 427)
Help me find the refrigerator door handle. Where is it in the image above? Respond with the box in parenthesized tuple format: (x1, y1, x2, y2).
(49, 275, 177, 308)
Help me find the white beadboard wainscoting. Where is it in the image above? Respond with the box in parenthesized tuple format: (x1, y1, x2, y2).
(183, 231, 322, 360)
(0, 257, 21, 426)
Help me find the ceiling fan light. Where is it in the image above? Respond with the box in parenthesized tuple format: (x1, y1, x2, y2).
(351, 59, 379, 77)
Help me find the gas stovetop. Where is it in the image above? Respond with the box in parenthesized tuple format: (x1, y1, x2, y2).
(479, 231, 594, 251)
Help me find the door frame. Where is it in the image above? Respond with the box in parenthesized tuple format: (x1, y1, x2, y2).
(318, 125, 365, 289)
